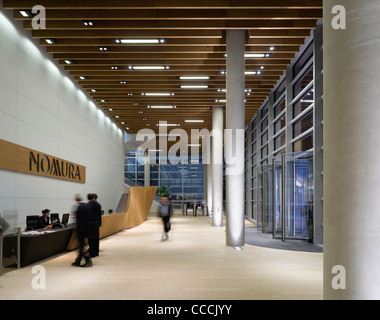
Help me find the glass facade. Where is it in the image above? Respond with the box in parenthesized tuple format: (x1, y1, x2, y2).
(125, 151, 204, 203)
(244, 26, 323, 244)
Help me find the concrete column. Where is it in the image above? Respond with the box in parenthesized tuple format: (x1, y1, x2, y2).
(324, 1, 380, 299)
(212, 106, 224, 227)
(144, 150, 150, 187)
(225, 30, 246, 247)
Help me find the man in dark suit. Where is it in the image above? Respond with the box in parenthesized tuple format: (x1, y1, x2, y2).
(72, 194, 92, 267)
(87, 193, 102, 257)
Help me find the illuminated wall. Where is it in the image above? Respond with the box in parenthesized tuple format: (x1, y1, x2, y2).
(0, 6, 125, 228)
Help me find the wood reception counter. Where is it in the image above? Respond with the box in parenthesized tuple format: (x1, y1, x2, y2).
(67, 187, 157, 250)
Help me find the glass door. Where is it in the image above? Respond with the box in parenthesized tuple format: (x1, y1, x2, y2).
(284, 153, 313, 240)
(273, 156, 284, 239)
(257, 166, 263, 231)
(262, 164, 273, 233)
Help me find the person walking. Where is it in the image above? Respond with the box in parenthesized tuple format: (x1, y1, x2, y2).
(87, 193, 102, 257)
(159, 197, 172, 241)
(71, 194, 93, 268)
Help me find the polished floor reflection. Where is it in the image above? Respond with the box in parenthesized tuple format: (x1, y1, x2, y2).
(0, 211, 322, 300)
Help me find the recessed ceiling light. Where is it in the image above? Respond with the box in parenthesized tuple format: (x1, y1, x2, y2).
(83, 21, 94, 26)
(64, 60, 73, 64)
(91, 89, 98, 92)
(245, 71, 257, 75)
(180, 85, 208, 89)
(120, 81, 127, 84)
(147, 106, 176, 109)
(19, 10, 32, 17)
(217, 89, 252, 93)
(121, 122, 125, 124)
(142, 93, 174, 96)
(108, 108, 114, 111)
(79, 76, 87, 80)
(157, 123, 180, 127)
(101, 100, 107, 103)
(260, 66, 265, 69)
(130, 66, 167, 70)
(269, 46, 275, 51)
(45, 39, 56, 44)
(111, 66, 119, 70)
(265, 53, 271, 57)
(245, 53, 266, 58)
(99, 47, 108, 51)
(224, 53, 266, 58)
(115, 116, 120, 118)
(116, 39, 164, 44)
(179, 76, 210, 80)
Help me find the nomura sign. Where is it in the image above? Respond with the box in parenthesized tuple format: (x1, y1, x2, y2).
(0, 139, 86, 183)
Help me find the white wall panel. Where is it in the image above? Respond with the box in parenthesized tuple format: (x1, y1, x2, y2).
(0, 7, 125, 229)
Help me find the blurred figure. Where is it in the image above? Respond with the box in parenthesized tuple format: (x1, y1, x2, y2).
(159, 197, 172, 241)
(71, 194, 92, 267)
(87, 193, 102, 257)
(38, 209, 53, 228)
(0, 215, 9, 232)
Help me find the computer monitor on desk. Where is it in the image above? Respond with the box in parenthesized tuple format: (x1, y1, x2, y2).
(61, 213, 69, 227)
(50, 213, 60, 226)
(26, 215, 40, 230)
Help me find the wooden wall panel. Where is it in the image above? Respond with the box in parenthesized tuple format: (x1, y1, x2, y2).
(0, 139, 86, 183)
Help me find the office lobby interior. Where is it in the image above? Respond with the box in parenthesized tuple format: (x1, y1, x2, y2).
(1, 0, 379, 301)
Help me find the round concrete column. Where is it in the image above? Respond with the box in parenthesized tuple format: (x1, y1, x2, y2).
(212, 106, 224, 227)
(324, 0, 380, 299)
(225, 30, 246, 247)
(144, 150, 150, 187)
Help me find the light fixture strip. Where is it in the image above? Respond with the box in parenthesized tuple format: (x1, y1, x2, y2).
(118, 39, 164, 44)
(131, 66, 166, 70)
(179, 76, 210, 80)
(180, 85, 208, 89)
(143, 93, 173, 96)
(148, 106, 176, 109)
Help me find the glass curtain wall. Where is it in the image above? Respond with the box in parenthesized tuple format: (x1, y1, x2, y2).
(244, 24, 323, 244)
(124, 151, 204, 204)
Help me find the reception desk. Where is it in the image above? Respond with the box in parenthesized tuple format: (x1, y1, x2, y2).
(67, 186, 157, 250)
(1, 187, 156, 268)
(3, 226, 75, 268)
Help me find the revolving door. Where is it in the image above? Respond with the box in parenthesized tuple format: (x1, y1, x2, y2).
(258, 152, 314, 242)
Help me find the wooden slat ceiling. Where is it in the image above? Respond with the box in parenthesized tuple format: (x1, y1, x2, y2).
(3, 0, 322, 137)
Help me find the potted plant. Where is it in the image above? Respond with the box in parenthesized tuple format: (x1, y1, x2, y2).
(157, 185, 171, 198)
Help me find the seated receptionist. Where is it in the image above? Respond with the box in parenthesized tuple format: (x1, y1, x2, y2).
(39, 209, 53, 228)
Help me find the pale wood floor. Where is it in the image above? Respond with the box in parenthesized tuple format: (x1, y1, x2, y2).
(0, 212, 323, 300)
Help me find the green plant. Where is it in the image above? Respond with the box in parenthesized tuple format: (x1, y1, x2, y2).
(157, 185, 171, 197)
